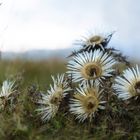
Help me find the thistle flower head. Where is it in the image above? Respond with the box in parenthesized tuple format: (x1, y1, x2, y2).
(85, 35, 105, 48)
(67, 50, 116, 84)
(69, 84, 106, 122)
(36, 74, 71, 122)
(0, 80, 16, 99)
(113, 65, 140, 100)
(0, 80, 16, 110)
(76, 32, 114, 51)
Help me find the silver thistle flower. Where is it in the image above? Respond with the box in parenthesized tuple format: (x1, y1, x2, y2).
(69, 83, 106, 122)
(113, 65, 140, 100)
(36, 74, 71, 122)
(67, 50, 116, 85)
(76, 32, 114, 51)
(0, 80, 16, 109)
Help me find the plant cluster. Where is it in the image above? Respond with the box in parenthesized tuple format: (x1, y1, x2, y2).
(0, 32, 140, 139)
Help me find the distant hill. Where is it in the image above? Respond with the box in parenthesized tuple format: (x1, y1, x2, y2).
(1, 48, 76, 60)
(1, 47, 140, 62)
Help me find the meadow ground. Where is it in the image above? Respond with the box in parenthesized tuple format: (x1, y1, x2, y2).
(0, 59, 140, 140)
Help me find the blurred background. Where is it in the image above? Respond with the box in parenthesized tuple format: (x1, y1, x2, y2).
(0, 0, 140, 61)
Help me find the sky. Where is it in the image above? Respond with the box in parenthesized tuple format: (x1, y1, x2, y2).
(0, 0, 140, 58)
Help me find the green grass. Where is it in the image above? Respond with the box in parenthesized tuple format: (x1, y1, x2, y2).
(0, 59, 140, 140)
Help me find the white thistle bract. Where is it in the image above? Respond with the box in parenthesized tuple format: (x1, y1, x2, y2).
(69, 84, 106, 122)
(36, 74, 71, 122)
(113, 65, 140, 100)
(67, 50, 116, 84)
(0, 80, 16, 109)
(0, 80, 16, 98)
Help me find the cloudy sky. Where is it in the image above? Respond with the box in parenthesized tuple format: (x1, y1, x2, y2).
(0, 0, 140, 58)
